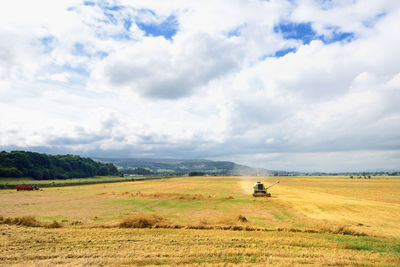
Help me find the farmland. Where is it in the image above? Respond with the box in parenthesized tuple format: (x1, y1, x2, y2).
(0, 175, 164, 189)
(1, 176, 400, 266)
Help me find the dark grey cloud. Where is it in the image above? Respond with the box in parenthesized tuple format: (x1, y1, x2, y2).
(48, 135, 106, 146)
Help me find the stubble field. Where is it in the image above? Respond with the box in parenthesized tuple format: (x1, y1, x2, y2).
(1, 176, 399, 266)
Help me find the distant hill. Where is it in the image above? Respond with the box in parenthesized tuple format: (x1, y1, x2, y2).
(94, 158, 271, 176)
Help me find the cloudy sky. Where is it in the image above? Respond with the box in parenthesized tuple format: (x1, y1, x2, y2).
(1, 0, 400, 172)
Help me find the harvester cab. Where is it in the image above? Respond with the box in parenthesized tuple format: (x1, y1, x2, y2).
(252, 180, 280, 197)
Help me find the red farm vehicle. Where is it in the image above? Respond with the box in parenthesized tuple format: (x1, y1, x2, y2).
(16, 184, 39, 191)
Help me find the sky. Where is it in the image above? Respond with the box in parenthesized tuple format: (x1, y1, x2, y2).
(0, 0, 400, 172)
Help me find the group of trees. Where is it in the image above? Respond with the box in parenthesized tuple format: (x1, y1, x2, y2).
(349, 175, 372, 179)
(122, 167, 153, 175)
(0, 151, 120, 180)
(188, 171, 205, 176)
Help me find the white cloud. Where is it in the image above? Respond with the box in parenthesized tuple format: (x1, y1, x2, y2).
(0, 0, 399, 171)
(90, 33, 244, 98)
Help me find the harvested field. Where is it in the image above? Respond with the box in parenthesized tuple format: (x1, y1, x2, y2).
(1, 176, 400, 265)
(1, 224, 400, 266)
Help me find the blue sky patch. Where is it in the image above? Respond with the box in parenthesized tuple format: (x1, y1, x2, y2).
(41, 35, 56, 53)
(275, 21, 355, 44)
(315, 0, 336, 10)
(72, 42, 108, 58)
(95, 1, 124, 11)
(363, 12, 386, 28)
(91, 2, 125, 25)
(137, 15, 178, 40)
(274, 47, 297, 57)
(137, 8, 156, 16)
(96, 51, 109, 59)
(103, 5, 123, 11)
(103, 11, 117, 24)
(228, 28, 240, 37)
(259, 47, 297, 61)
(62, 64, 90, 77)
(73, 43, 86, 56)
(83, 1, 95, 6)
(274, 22, 317, 44)
(324, 31, 354, 44)
(227, 24, 247, 38)
(124, 18, 132, 31)
(81, 2, 133, 40)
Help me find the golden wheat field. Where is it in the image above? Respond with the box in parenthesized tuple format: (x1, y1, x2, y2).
(1, 176, 400, 266)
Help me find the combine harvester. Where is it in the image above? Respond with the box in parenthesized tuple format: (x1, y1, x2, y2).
(252, 180, 279, 197)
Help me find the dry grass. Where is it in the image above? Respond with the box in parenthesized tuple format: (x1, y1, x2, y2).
(116, 214, 370, 236)
(1, 176, 400, 236)
(275, 225, 368, 236)
(70, 220, 83, 226)
(1, 224, 399, 266)
(45, 220, 63, 228)
(119, 214, 167, 228)
(1, 175, 400, 265)
(2, 215, 42, 227)
(1, 214, 368, 237)
(236, 214, 248, 223)
(0, 215, 63, 228)
(135, 192, 206, 200)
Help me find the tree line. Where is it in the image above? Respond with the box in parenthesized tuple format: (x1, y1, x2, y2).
(0, 151, 120, 180)
(122, 167, 153, 175)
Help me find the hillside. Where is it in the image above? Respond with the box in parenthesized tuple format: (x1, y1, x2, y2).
(0, 151, 120, 179)
(95, 157, 270, 176)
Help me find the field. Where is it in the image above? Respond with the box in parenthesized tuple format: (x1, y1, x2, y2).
(0, 176, 162, 189)
(1, 176, 400, 266)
